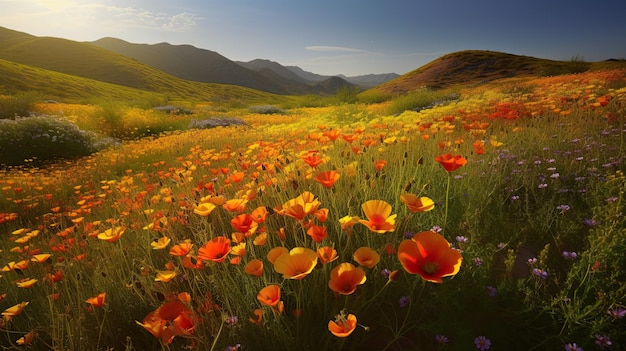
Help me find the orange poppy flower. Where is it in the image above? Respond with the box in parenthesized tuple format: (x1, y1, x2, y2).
(374, 159, 387, 171)
(250, 206, 269, 223)
(278, 192, 321, 220)
(339, 215, 360, 234)
(181, 255, 205, 269)
(253, 232, 267, 246)
(155, 270, 177, 282)
(169, 240, 193, 257)
(151, 237, 171, 250)
(2, 301, 29, 321)
(257, 285, 281, 307)
(85, 292, 106, 308)
(15, 278, 38, 289)
(353, 247, 380, 268)
(197, 236, 231, 263)
(306, 225, 328, 243)
(222, 198, 248, 212)
(317, 246, 338, 264)
(399, 194, 435, 213)
(16, 330, 36, 345)
(314, 170, 340, 188)
(267, 247, 289, 264)
(193, 203, 216, 216)
(435, 153, 467, 172)
(97, 226, 125, 242)
(30, 253, 52, 263)
(328, 263, 366, 295)
(136, 313, 167, 339)
(244, 259, 264, 277)
(328, 311, 357, 337)
(249, 308, 263, 325)
(359, 200, 397, 233)
(301, 153, 324, 168)
(274, 247, 318, 279)
(397, 230, 462, 283)
(314, 208, 329, 222)
(231, 214, 258, 234)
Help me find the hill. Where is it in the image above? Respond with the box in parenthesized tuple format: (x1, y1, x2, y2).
(0, 27, 285, 104)
(370, 50, 602, 95)
(89, 38, 292, 94)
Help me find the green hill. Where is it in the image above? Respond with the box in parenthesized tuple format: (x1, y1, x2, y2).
(368, 50, 625, 95)
(0, 27, 286, 104)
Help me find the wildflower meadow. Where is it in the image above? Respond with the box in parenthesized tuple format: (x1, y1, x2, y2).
(1, 69, 625, 350)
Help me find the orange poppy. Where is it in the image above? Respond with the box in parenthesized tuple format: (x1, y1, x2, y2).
(253, 232, 267, 246)
(151, 237, 171, 250)
(273, 247, 318, 279)
(435, 153, 467, 172)
(267, 247, 289, 264)
(399, 194, 435, 213)
(244, 259, 264, 277)
(231, 214, 258, 235)
(317, 246, 338, 264)
(2, 301, 29, 321)
(85, 292, 106, 308)
(169, 239, 193, 257)
(222, 198, 248, 212)
(193, 203, 216, 216)
(328, 312, 357, 337)
(314, 170, 340, 188)
(278, 192, 321, 220)
(397, 231, 462, 283)
(374, 159, 387, 171)
(352, 247, 380, 268)
(257, 285, 281, 307)
(306, 225, 328, 243)
(301, 153, 324, 168)
(328, 263, 366, 295)
(339, 215, 360, 234)
(16, 330, 36, 345)
(359, 200, 396, 233)
(249, 308, 263, 325)
(197, 236, 231, 263)
(15, 278, 38, 289)
(250, 206, 269, 223)
(97, 226, 125, 242)
(155, 270, 177, 282)
(314, 208, 329, 222)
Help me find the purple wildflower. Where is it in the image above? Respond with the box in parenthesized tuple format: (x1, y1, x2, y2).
(538, 183, 548, 189)
(564, 342, 583, 351)
(224, 344, 241, 351)
(456, 235, 469, 243)
(474, 336, 491, 351)
(511, 195, 519, 200)
(473, 257, 483, 267)
(533, 268, 548, 279)
(562, 251, 578, 260)
(399, 296, 411, 308)
(486, 285, 497, 297)
(430, 226, 443, 233)
(556, 204, 571, 213)
(582, 218, 598, 227)
(527, 257, 538, 266)
(594, 334, 612, 348)
(381, 268, 391, 279)
(608, 306, 626, 319)
(225, 315, 239, 326)
(435, 334, 449, 345)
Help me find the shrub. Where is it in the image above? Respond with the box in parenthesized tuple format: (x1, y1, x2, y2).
(188, 117, 248, 129)
(0, 91, 40, 119)
(0, 115, 115, 165)
(248, 105, 286, 114)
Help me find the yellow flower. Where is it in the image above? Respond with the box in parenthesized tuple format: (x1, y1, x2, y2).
(151, 237, 171, 250)
(359, 200, 396, 233)
(273, 247, 318, 279)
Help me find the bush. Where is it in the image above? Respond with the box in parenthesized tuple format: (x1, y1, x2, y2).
(0, 91, 39, 119)
(248, 105, 286, 114)
(188, 117, 248, 129)
(0, 115, 115, 166)
(387, 87, 460, 115)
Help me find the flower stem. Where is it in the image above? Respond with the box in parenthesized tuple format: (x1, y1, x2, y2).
(443, 173, 451, 233)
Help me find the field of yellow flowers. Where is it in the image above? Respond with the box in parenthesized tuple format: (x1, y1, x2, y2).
(1, 70, 625, 350)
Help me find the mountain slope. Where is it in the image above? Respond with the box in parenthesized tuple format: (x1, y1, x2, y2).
(90, 38, 289, 94)
(370, 50, 591, 95)
(0, 27, 284, 103)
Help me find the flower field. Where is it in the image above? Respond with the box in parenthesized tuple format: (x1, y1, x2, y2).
(1, 70, 625, 350)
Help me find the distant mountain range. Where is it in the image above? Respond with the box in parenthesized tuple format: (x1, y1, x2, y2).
(2, 25, 624, 103)
(90, 38, 398, 95)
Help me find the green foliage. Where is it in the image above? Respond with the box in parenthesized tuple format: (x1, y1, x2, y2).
(357, 90, 393, 104)
(0, 91, 39, 119)
(386, 87, 460, 115)
(335, 85, 361, 104)
(0, 115, 114, 165)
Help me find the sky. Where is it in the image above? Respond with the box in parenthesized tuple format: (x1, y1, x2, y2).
(1, 0, 626, 77)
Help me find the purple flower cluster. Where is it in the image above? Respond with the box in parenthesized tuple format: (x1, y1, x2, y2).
(474, 336, 491, 350)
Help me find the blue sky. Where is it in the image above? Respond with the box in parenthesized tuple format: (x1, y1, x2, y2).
(1, 0, 626, 76)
